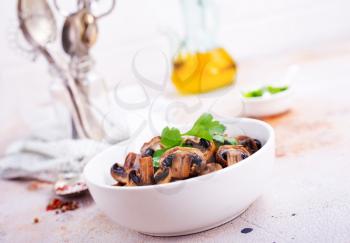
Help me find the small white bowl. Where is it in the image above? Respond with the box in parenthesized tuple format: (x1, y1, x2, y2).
(241, 88, 293, 117)
(84, 118, 275, 236)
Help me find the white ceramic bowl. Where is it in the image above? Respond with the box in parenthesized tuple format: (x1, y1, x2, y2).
(84, 118, 275, 236)
(241, 88, 293, 117)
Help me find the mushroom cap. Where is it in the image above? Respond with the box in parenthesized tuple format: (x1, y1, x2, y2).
(110, 163, 128, 185)
(235, 135, 262, 154)
(127, 169, 142, 186)
(154, 167, 172, 184)
(216, 145, 251, 167)
(159, 146, 206, 179)
(200, 163, 223, 175)
(111, 152, 144, 186)
(140, 136, 164, 157)
(183, 136, 216, 161)
(124, 152, 141, 170)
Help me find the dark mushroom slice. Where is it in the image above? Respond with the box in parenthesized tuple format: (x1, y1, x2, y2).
(235, 135, 262, 154)
(124, 152, 141, 170)
(159, 147, 206, 179)
(139, 156, 155, 185)
(154, 167, 171, 184)
(126, 169, 142, 186)
(111, 152, 142, 186)
(200, 163, 223, 175)
(140, 136, 164, 157)
(216, 145, 251, 167)
(183, 136, 216, 161)
(110, 163, 128, 185)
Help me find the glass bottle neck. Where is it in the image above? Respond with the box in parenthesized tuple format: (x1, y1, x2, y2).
(181, 0, 216, 52)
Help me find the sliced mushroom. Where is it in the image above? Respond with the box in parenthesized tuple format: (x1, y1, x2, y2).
(124, 152, 141, 170)
(140, 136, 164, 157)
(216, 145, 250, 167)
(200, 163, 223, 175)
(139, 156, 155, 185)
(110, 163, 128, 185)
(111, 152, 142, 186)
(154, 167, 171, 184)
(235, 135, 262, 154)
(183, 136, 216, 161)
(159, 147, 206, 180)
(119, 170, 141, 186)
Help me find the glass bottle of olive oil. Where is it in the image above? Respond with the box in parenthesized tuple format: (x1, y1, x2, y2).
(172, 0, 237, 94)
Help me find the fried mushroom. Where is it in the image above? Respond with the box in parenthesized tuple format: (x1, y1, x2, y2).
(140, 136, 164, 157)
(127, 170, 142, 186)
(235, 135, 262, 154)
(216, 145, 250, 167)
(183, 136, 216, 161)
(111, 153, 154, 186)
(200, 163, 223, 175)
(158, 147, 206, 181)
(154, 167, 171, 184)
(139, 156, 155, 185)
(124, 152, 141, 170)
(110, 163, 128, 185)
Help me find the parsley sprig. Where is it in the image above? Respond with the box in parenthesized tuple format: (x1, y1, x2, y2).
(152, 113, 236, 167)
(184, 113, 225, 141)
(161, 113, 225, 147)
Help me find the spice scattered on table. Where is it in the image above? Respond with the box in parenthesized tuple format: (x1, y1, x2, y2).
(27, 181, 51, 191)
(33, 217, 39, 224)
(46, 198, 79, 213)
(27, 182, 40, 191)
(241, 227, 253, 234)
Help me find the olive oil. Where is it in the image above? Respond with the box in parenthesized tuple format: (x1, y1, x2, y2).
(172, 47, 237, 94)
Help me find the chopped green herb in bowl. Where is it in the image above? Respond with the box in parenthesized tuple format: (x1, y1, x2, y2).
(243, 85, 289, 98)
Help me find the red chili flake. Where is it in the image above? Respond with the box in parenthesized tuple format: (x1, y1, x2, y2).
(27, 182, 40, 191)
(46, 198, 63, 211)
(46, 198, 79, 213)
(33, 217, 39, 224)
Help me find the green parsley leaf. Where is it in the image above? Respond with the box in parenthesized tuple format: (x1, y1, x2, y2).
(213, 134, 225, 143)
(243, 88, 264, 98)
(266, 85, 288, 94)
(184, 113, 226, 141)
(152, 149, 167, 167)
(243, 85, 289, 98)
(160, 127, 182, 148)
(213, 135, 237, 145)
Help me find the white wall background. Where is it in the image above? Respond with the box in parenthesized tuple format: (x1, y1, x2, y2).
(0, 0, 350, 142)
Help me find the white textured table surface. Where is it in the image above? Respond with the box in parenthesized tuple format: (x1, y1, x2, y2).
(1, 42, 350, 243)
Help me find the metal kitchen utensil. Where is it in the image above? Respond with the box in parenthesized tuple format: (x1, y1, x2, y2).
(62, 9, 98, 57)
(60, 0, 116, 141)
(17, 0, 83, 138)
(59, 0, 116, 58)
(53, 0, 116, 19)
(17, 0, 105, 140)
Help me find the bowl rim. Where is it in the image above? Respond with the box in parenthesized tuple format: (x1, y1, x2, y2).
(83, 118, 274, 192)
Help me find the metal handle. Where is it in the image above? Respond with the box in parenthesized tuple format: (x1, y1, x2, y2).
(53, 0, 116, 19)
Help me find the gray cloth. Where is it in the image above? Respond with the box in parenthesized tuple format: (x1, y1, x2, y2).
(0, 107, 130, 182)
(0, 138, 108, 182)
